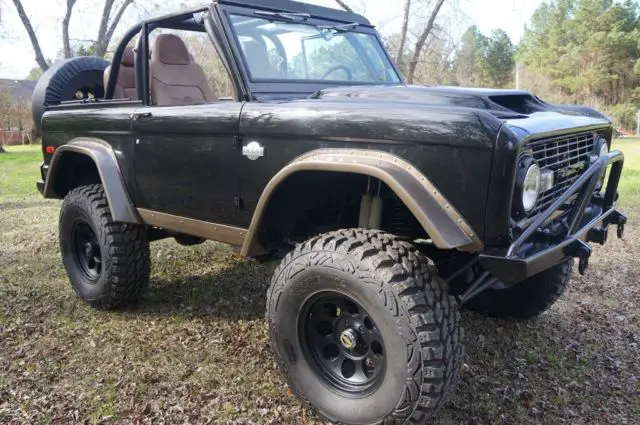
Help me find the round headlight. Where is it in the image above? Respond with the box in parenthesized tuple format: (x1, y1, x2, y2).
(596, 140, 609, 190)
(522, 163, 541, 212)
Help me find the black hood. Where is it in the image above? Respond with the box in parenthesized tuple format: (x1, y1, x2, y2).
(313, 85, 610, 121)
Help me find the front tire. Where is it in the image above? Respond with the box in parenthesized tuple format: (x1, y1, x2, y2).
(267, 229, 463, 425)
(59, 184, 150, 309)
(465, 259, 573, 320)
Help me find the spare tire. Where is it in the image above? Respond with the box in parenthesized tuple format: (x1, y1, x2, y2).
(31, 56, 109, 136)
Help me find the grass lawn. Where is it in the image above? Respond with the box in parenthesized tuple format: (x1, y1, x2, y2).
(614, 137, 640, 208)
(1, 141, 639, 424)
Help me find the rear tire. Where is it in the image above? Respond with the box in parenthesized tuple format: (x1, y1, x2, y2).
(464, 259, 573, 320)
(267, 229, 463, 425)
(59, 184, 150, 309)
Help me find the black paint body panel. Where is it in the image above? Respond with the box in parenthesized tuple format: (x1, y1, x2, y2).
(40, 83, 612, 247)
(238, 100, 499, 234)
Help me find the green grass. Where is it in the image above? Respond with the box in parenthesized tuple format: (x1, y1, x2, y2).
(1, 141, 639, 424)
(0, 145, 43, 202)
(613, 137, 640, 207)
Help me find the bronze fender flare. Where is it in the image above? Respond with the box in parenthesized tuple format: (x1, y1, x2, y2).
(241, 149, 484, 257)
(43, 138, 141, 224)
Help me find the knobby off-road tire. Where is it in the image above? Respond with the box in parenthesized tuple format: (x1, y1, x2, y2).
(465, 259, 574, 320)
(59, 184, 150, 309)
(267, 229, 464, 425)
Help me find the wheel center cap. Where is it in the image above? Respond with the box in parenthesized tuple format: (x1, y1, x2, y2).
(84, 242, 94, 257)
(339, 328, 358, 350)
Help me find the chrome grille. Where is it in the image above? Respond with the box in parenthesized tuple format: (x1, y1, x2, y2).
(526, 132, 596, 216)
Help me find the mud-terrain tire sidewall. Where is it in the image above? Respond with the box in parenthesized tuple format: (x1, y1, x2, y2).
(31, 56, 109, 136)
(59, 184, 150, 309)
(270, 266, 407, 422)
(268, 229, 464, 425)
(465, 259, 574, 320)
(60, 191, 108, 302)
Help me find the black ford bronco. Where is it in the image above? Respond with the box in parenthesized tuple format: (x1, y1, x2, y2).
(32, 0, 627, 423)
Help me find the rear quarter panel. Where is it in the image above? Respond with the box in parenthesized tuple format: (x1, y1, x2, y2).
(40, 104, 139, 202)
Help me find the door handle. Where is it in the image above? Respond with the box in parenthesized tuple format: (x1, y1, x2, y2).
(133, 112, 152, 121)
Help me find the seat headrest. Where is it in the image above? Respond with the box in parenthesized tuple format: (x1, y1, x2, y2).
(121, 46, 135, 67)
(242, 40, 268, 59)
(153, 34, 191, 65)
(241, 40, 277, 78)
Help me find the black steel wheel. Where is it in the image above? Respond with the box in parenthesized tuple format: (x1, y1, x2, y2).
(72, 222, 102, 282)
(267, 229, 463, 425)
(301, 292, 385, 395)
(59, 184, 150, 309)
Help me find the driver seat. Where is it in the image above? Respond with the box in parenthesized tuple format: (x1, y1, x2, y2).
(103, 46, 136, 99)
(149, 34, 217, 106)
(241, 40, 279, 79)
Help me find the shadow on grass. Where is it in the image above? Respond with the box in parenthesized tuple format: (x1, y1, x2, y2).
(136, 260, 278, 321)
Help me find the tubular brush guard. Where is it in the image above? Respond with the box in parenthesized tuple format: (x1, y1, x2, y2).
(479, 151, 626, 284)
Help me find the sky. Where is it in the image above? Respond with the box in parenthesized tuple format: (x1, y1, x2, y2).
(0, 0, 544, 80)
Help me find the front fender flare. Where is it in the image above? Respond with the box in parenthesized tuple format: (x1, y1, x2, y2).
(241, 149, 483, 257)
(43, 138, 141, 224)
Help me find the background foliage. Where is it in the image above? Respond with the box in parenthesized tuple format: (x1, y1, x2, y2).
(3, 0, 640, 131)
(517, 0, 640, 129)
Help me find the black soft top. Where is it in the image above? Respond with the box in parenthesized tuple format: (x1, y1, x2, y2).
(218, 0, 373, 26)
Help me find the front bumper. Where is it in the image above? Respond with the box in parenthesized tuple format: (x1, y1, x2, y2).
(480, 150, 626, 285)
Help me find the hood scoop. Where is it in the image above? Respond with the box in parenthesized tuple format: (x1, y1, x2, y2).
(313, 85, 535, 118)
(312, 85, 609, 121)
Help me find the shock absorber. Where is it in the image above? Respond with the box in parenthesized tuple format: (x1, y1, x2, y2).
(358, 177, 372, 228)
(368, 180, 383, 229)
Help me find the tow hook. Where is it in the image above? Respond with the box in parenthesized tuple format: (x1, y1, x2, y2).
(564, 240, 592, 275)
(616, 216, 627, 239)
(606, 211, 627, 239)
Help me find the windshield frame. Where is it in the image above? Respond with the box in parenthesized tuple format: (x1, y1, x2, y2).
(216, 3, 403, 100)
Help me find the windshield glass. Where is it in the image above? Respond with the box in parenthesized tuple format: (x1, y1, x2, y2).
(229, 15, 401, 84)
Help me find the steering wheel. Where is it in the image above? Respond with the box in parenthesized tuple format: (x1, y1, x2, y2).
(321, 65, 354, 81)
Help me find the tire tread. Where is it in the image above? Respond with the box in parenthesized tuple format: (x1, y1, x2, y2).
(267, 229, 463, 425)
(61, 184, 149, 309)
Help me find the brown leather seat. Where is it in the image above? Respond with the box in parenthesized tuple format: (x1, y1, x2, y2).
(242, 40, 279, 79)
(149, 34, 216, 106)
(104, 46, 136, 99)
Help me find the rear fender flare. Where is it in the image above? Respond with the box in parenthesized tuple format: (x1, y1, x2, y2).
(43, 138, 141, 224)
(241, 149, 483, 257)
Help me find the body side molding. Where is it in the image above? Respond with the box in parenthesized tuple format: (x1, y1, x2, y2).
(241, 149, 484, 257)
(43, 138, 141, 224)
(138, 209, 248, 247)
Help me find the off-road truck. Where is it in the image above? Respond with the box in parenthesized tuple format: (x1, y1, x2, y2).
(33, 1, 627, 423)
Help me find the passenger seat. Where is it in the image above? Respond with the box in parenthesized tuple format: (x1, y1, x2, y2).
(149, 34, 217, 106)
(103, 46, 136, 99)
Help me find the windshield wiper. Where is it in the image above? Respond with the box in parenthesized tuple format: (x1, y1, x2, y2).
(316, 22, 360, 32)
(254, 11, 311, 21)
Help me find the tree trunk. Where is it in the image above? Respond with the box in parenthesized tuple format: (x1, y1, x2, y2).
(96, 0, 116, 55)
(94, 0, 134, 58)
(406, 0, 446, 84)
(62, 0, 77, 58)
(11, 0, 49, 71)
(395, 0, 412, 72)
(334, 0, 354, 12)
